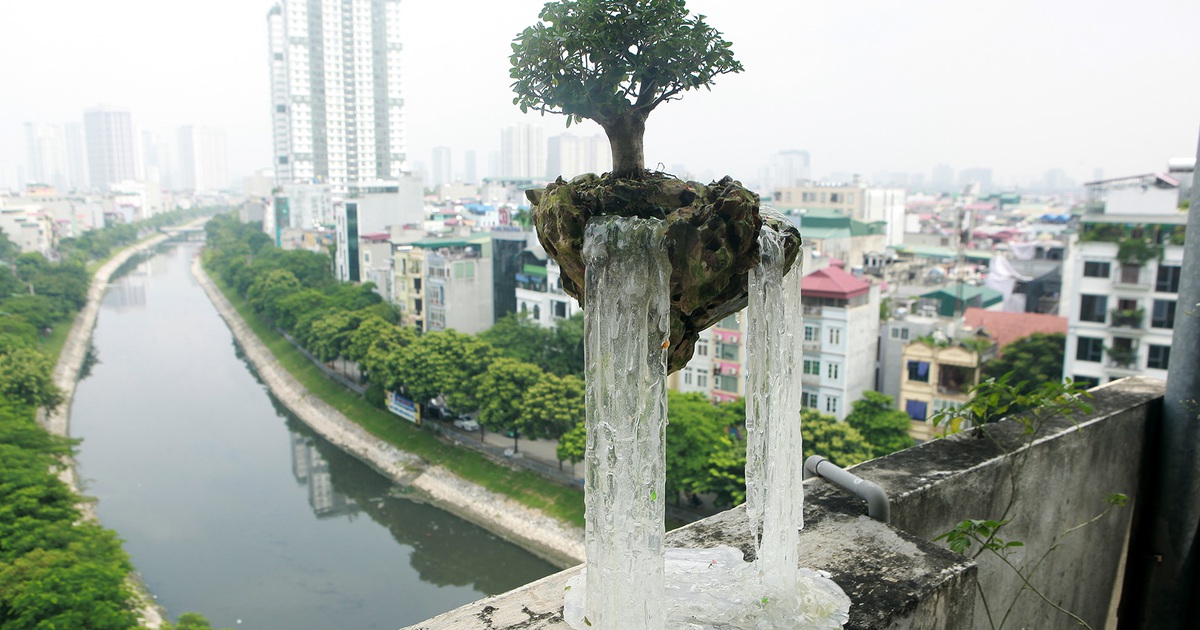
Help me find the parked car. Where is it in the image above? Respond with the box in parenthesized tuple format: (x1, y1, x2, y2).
(454, 416, 479, 432)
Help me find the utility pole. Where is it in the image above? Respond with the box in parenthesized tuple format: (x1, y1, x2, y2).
(1134, 129, 1200, 628)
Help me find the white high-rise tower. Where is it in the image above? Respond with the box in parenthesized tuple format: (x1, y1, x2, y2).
(83, 108, 138, 191)
(268, 0, 405, 191)
(178, 126, 229, 192)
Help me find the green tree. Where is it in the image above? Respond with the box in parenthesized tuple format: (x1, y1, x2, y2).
(845, 391, 915, 458)
(510, 0, 743, 178)
(557, 421, 587, 468)
(519, 373, 584, 445)
(475, 358, 545, 451)
(479, 312, 552, 368)
(546, 312, 585, 376)
(801, 409, 872, 468)
(982, 332, 1066, 399)
(162, 612, 231, 630)
(245, 268, 301, 321)
(0, 346, 62, 410)
(703, 435, 747, 508)
(392, 330, 497, 412)
(664, 391, 729, 503)
(273, 289, 330, 333)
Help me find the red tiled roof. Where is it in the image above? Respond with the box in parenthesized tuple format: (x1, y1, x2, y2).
(801, 266, 871, 299)
(963, 307, 1067, 355)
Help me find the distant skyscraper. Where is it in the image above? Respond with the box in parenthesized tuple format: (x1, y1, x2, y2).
(464, 150, 477, 184)
(547, 133, 609, 178)
(500, 124, 545, 179)
(83, 108, 138, 191)
(958, 167, 993, 193)
(178, 126, 229, 192)
(931, 164, 955, 192)
(268, 0, 405, 191)
(431, 146, 452, 187)
(64, 123, 89, 190)
(24, 123, 69, 191)
(758, 150, 811, 194)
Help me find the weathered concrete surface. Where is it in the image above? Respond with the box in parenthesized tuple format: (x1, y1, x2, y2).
(843, 377, 1163, 630)
(192, 255, 586, 568)
(405, 378, 1163, 629)
(45, 231, 181, 629)
(403, 492, 976, 629)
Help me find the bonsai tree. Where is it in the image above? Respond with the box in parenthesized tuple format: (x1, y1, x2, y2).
(511, 0, 802, 372)
(510, 0, 743, 179)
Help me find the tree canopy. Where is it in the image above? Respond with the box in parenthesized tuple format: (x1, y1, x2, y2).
(845, 391, 915, 459)
(801, 409, 873, 468)
(510, 0, 742, 176)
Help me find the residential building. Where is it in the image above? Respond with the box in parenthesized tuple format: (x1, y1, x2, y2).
(774, 183, 906, 248)
(493, 230, 537, 322)
(785, 208, 887, 271)
(359, 232, 397, 304)
(267, 0, 406, 190)
(393, 245, 425, 330)
(83, 107, 138, 191)
(430, 146, 452, 188)
(899, 334, 996, 441)
(331, 178, 423, 282)
(416, 237, 494, 334)
(877, 313, 940, 407)
(0, 202, 55, 255)
(546, 133, 609, 179)
(800, 267, 881, 420)
(916, 283, 1004, 318)
(710, 314, 745, 403)
(962, 308, 1067, 353)
(501, 124, 545, 180)
(24, 123, 70, 192)
(756, 150, 811, 197)
(515, 255, 580, 327)
(1062, 165, 1190, 387)
(177, 125, 229, 192)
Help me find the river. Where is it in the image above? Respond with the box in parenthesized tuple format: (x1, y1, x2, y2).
(70, 242, 557, 629)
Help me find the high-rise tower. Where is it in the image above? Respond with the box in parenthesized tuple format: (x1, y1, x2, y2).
(83, 108, 138, 191)
(268, 0, 405, 191)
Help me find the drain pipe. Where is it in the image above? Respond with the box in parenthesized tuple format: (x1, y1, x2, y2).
(804, 455, 891, 524)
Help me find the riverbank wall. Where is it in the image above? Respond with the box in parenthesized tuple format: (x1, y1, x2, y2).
(190, 253, 586, 569)
(45, 232, 177, 629)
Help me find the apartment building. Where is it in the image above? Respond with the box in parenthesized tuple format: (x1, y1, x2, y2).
(1062, 166, 1190, 386)
(515, 257, 580, 327)
(899, 336, 996, 441)
(799, 267, 880, 420)
(416, 237, 494, 334)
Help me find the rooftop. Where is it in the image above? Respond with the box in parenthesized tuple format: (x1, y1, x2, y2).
(800, 266, 871, 299)
(962, 307, 1067, 354)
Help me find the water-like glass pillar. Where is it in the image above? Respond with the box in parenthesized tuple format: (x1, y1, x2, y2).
(581, 216, 671, 629)
(745, 225, 805, 594)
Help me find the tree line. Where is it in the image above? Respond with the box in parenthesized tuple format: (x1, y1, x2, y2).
(204, 214, 918, 510)
(1, 208, 228, 629)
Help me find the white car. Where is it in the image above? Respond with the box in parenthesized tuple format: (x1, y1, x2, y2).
(454, 417, 480, 432)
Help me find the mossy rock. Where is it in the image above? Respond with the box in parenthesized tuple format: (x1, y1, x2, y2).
(527, 171, 801, 373)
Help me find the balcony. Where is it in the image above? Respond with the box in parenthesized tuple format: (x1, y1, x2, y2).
(1110, 308, 1144, 329)
(802, 340, 821, 353)
(802, 304, 823, 318)
(1106, 345, 1139, 370)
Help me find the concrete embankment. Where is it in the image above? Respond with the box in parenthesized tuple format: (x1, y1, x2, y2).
(190, 254, 586, 569)
(45, 231, 178, 628)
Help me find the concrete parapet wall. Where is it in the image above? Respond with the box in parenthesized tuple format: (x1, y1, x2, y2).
(405, 377, 1164, 629)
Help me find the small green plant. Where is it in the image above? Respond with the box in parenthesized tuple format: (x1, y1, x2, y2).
(931, 375, 1123, 629)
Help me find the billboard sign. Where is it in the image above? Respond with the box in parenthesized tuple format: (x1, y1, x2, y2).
(386, 390, 421, 425)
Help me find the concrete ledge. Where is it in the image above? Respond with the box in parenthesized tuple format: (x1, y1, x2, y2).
(405, 377, 1164, 629)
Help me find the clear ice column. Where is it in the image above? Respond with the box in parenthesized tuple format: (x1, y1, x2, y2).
(745, 225, 805, 592)
(582, 217, 671, 629)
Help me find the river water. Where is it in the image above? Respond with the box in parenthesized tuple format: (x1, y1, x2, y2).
(70, 242, 557, 629)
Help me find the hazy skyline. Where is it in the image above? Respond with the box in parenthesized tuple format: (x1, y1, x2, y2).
(2, 0, 1198, 190)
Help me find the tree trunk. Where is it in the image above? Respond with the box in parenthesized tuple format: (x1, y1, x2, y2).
(601, 114, 647, 179)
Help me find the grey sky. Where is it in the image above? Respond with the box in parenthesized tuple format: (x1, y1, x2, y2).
(2, 0, 1198, 189)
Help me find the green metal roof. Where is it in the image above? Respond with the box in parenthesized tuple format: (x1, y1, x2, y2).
(920, 284, 1004, 317)
(522, 263, 547, 277)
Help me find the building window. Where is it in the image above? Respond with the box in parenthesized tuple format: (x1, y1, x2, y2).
(827, 363, 839, 380)
(825, 397, 838, 415)
(828, 328, 841, 345)
(533, 305, 541, 320)
(905, 399, 928, 421)
(907, 360, 930, 382)
(801, 392, 818, 408)
(278, 156, 289, 164)
(805, 326, 817, 341)
(1151, 300, 1176, 329)
(1082, 261, 1110, 278)
(1119, 264, 1141, 284)
(1076, 337, 1104, 363)
(1147, 344, 1171, 370)
(830, 193, 842, 203)
(554, 301, 567, 318)
(803, 359, 820, 375)
(715, 374, 738, 393)
(890, 328, 900, 339)
(1079, 294, 1107, 323)
(901, 328, 910, 340)
(684, 371, 693, 385)
(697, 374, 708, 388)
(1156, 265, 1181, 293)
(697, 343, 708, 357)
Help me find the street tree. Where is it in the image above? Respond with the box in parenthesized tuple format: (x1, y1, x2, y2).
(519, 373, 584, 442)
(510, 0, 743, 178)
(557, 421, 587, 469)
(983, 332, 1066, 394)
(801, 409, 872, 468)
(845, 391, 915, 458)
(474, 358, 545, 451)
(0, 346, 62, 409)
(246, 268, 301, 321)
(664, 391, 729, 503)
(479, 312, 552, 368)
